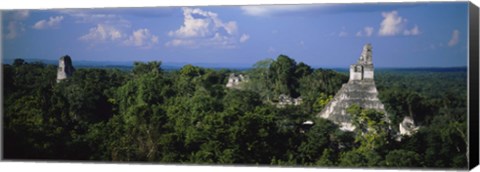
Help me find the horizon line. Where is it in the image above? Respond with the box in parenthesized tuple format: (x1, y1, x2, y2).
(1, 58, 468, 69)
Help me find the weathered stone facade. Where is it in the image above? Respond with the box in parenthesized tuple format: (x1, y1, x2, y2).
(276, 94, 303, 108)
(226, 73, 248, 89)
(350, 43, 374, 81)
(318, 44, 387, 131)
(56, 55, 75, 83)
(399, 116, 419, 136)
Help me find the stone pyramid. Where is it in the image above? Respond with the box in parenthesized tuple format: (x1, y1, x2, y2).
(318, 44, 387, 131)
(56, 55, 75, 83)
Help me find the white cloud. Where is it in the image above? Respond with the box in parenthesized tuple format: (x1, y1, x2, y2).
(210, 33, 237, 48)
(378, 11, 405, 36)
(33, 16, 64, 29)
(80, 24, 159, 49)
(356, 26, 374, 37)
(239, 34, 250, 43)
(168, 7, 237, 38)
(167, 7, 247, 48)
(365, 27, 374, 37)
(79, 24, 124, 42)
(168, 9, 211, 38)
(5, 10, 29, 39)
(448, 29, 460, 47)
(71, 10, 159, 49)
(378, 11, 421, 37)
(124, 28, 159, 49)
(403, 25, 420, 36)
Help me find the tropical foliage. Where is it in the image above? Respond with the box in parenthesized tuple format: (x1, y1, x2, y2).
(3, 55, 467, 169)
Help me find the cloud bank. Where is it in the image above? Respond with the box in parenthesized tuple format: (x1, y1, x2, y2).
(378, 11, 420, 37)
(5, 10, 29, 39)
(124, 29, 159, 49)
(166, 7, 248, 48)
(356, 26, 374, 37)
(33, 16, 64, 29)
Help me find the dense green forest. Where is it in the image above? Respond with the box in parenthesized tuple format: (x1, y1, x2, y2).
(3, 55, 467, 168)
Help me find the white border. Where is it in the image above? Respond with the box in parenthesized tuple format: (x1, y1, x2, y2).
(1, 0, 479, 172)
(0, 0, 475, 10)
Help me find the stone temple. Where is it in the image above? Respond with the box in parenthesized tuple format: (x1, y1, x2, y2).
(56, 55, 75, 83)
(226, 73, 248, 89)
(318, 44, 387, 131)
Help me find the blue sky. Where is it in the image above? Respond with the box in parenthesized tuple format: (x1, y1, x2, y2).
(2, 2, 469, 68)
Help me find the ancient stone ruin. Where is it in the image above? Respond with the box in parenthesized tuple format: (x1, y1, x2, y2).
(399, 116, 419, 136)
(56, 55, 75, 83)
(318, 43, 387, 131)
(226, 73, 248, 89)
(276, 94, 303, 108)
